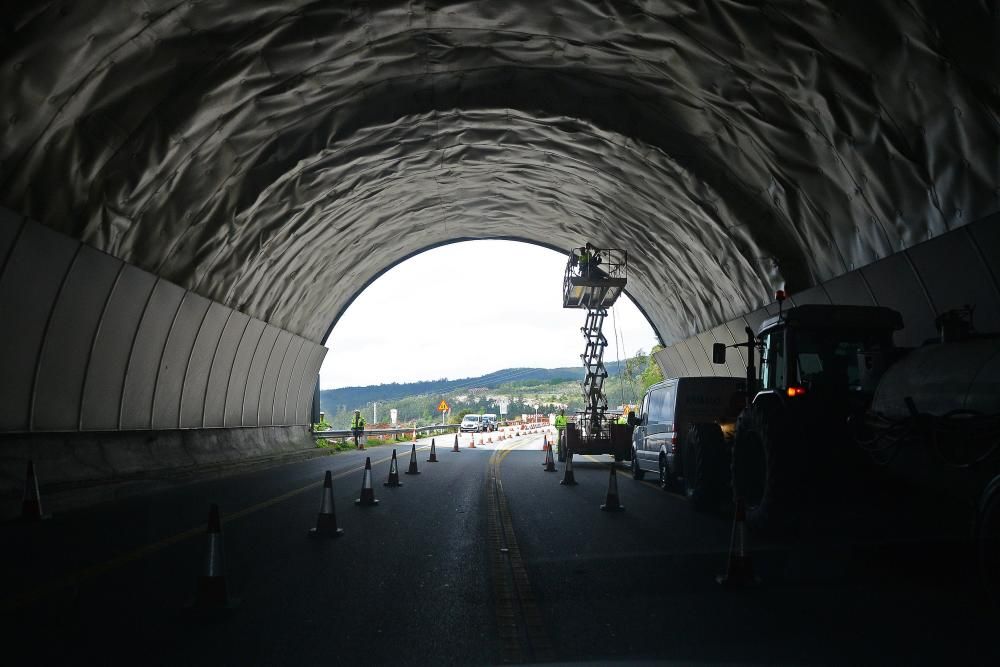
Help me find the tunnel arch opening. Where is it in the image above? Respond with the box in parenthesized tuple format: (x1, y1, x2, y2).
(318, 238, 663, 393)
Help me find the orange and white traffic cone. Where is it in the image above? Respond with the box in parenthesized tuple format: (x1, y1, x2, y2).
(21, 460, 50, 521)
(560, 448, 578, 486)
(309, 471, 344, 538)
(405, 443, 420, 475)
(600, 466, 625, 512)
(469, 435, 476, 449)
(542, 434, 548, 451)
(192, 504, 237, 609)
(427, 438, 439, 462)
(543, 442, 557, 472)
(452, 434, 461, 453)
(355, 457, 380, 506)
(412, 429, 418, 443)
(384, 449, 403, 487)
(717, 498, 759, 588)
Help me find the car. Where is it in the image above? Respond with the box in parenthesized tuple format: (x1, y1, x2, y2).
(631, 376, 745, 509)
(460, 414, 483, 433)
(481, 414, 498, 431)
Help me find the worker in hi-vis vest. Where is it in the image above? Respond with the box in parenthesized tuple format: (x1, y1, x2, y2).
(351, 409, 366, 450)
(554, 409, 568, 457)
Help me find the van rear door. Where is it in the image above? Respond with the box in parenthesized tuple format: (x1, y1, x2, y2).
(674, 378, 745, 435)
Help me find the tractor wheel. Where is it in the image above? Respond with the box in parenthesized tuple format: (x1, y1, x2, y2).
(631, 450, 645, 480)
(658, 454, 671, 491)
(683, 423, 725, 512)
(732, 405, 799, 534)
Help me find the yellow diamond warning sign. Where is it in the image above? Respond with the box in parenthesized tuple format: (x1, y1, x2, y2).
(437, 400, 450, 412)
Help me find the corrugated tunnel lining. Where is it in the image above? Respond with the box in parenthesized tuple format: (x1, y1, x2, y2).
(1, 1, 998, 344)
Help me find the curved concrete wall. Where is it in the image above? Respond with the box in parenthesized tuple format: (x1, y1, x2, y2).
(0, 206, 326, 434)
(655, 213, 1000, 379)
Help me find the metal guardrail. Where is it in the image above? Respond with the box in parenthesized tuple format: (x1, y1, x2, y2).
(312, 421, 551, 439)
(311, 424, 459, 439)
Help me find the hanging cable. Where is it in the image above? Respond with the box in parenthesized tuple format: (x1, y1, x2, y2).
(611, 305, 627, 411)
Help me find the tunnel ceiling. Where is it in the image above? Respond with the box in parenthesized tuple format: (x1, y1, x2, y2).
(1, 1, 998, 344)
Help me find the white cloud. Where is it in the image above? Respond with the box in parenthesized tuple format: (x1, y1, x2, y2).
(320, 240, 660, 388)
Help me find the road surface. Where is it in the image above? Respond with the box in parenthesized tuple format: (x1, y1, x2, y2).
(4, 428, 997, 665)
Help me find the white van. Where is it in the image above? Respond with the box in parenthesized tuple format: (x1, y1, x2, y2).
(631, 377, 745, 509)
(460, 414, 483, 433)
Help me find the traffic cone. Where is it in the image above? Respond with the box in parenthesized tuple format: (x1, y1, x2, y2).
(543, 442, 557, 472)
(384, 449, 403, 487)
(412, 429, 417, 443)
(542, 434, 548, 451)
(405, 443, 420, 475)
(487, 436, 493, 444)
(469, 434, 476, 449)
(717, 498, 759, 588)
(21, 460, 50, 521)
(355, 457, 380, 506)
(192, 504, 237, 609)
(560, 448, 577, 486)
(427, 438, 439, 462)
(309, 471, 344, 538)
(452, 434, 461, 453)
(600, 466, 625, 512)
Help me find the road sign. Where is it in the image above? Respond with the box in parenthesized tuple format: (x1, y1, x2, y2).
(437, 400, 450, 412)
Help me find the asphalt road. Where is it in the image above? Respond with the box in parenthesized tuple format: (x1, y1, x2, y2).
(4, 428, 998, 665)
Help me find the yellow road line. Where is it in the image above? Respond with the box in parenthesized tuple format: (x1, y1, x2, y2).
(1, 446, 426, 612)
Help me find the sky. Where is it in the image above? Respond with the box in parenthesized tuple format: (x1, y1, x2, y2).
(320, 241, 661, 388)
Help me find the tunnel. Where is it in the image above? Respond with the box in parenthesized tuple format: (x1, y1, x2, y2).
(3, 2, 1000, 662)
(3, 1, 998, 504)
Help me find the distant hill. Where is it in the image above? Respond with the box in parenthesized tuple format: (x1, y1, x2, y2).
(319, 360, 629, 423)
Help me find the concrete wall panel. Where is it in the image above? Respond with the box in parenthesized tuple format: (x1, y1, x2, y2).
(225, 318, 266, 426)
(653, 345, 684, 379)
(204, 311, 251, 428)
(823, 271, 875, 306)
(672, 340, 702, 378)
(284, 338, 313, 425)
(121, 280, 186, 429)
(34, 247, 122, 430)
(710, 324, 745, 378)
(243, 325, 280, 427)
(968, 215, 1000, 300)
(909, 229, 1000, 334)
(694, 330, 723, 377)
(272, 337, 305, 425)
(153, 292, 211, 429)
(180, 303, 231, 428)
(0, 207, 24, 268)
(861, 253, 936, 347)
(724, 319, 751, 367)
(294, 345, 327, 424)
(258, 330, 293, 426)
(788, 285, 831, 306)
(0, 222, 79, 430)
(82, 265, 158, 430)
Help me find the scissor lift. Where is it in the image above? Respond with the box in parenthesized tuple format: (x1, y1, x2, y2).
(560, 246, 633, 462)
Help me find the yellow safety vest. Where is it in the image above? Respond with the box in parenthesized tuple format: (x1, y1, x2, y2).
(352, 414, 365, 429)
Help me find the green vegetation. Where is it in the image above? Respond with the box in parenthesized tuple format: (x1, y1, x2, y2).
(320, 352, 666, 427)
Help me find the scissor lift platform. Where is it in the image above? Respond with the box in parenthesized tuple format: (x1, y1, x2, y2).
(559, 246, 633, 461)
(562, 247, 628, 310)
